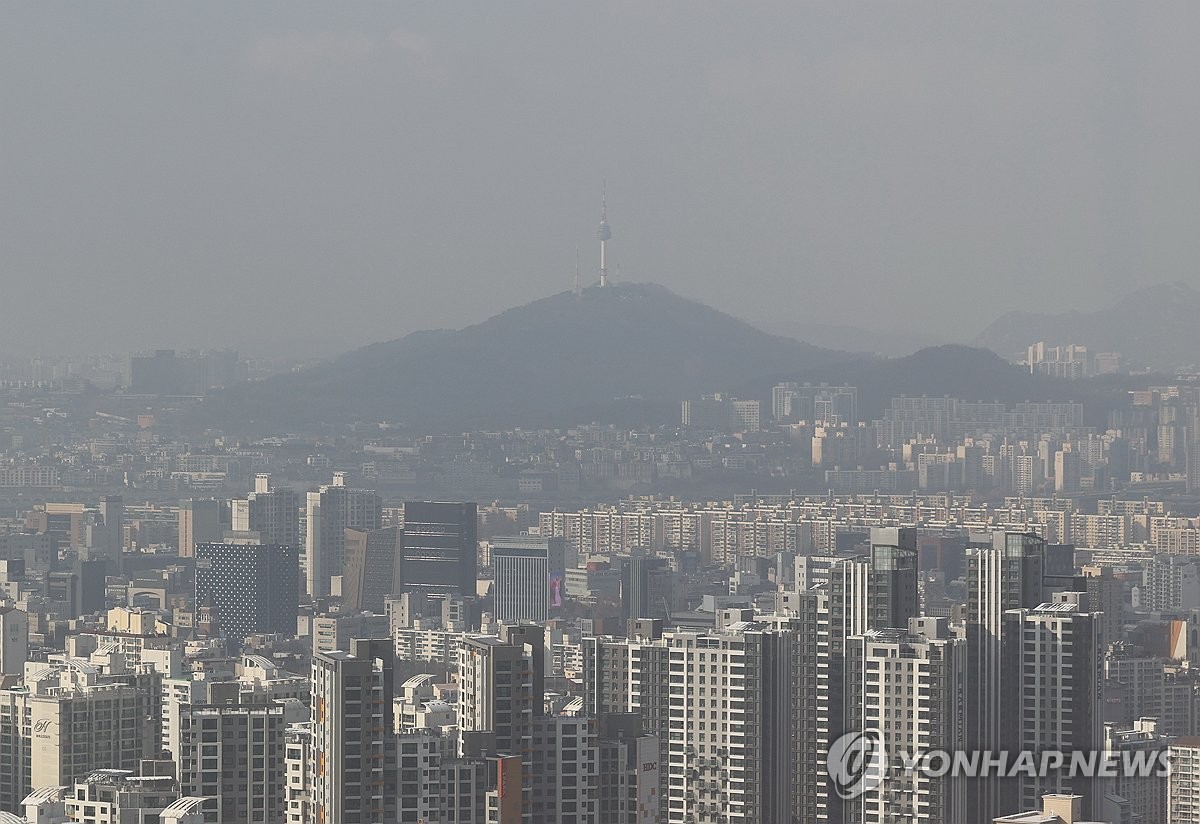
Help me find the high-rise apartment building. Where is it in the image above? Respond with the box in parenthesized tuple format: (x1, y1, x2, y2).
(311, 639, 395, 824)
(1103, 717, 1169, 824)
(1137, 554, 1200, 612)
(772, 382, 858, 425)
(809, 528, 919, 824)
(195, 540, 299, 643)
(965, 531, 1046, 820)
(595, 713, 659, 824)
(584, 622, 797, 824)
(232, 474, 302, 550)
(61, 770, 183, 823)
(304, 473, 382, 599)
(1169, 737, 1200, 824)
(1003, 595, 1104, 817)
(458, 634, 537, 760)
(681, 395, 761, 433)
(4, 665, 162, 800)
(176, 702, 289, 823)
(845, 617, 968, 824)
(401, 501, 478, 599)
(531, 715, 599, 824)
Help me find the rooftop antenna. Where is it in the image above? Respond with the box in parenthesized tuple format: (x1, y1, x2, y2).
(598, 179, 611, 287)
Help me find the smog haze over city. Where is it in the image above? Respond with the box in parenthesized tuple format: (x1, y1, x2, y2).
(4, 3, 1200, 357)
(6, 5, 1200, 824)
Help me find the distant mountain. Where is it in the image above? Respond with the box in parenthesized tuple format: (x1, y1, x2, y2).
(203, 283, 859, 433)
(974, 282, 1200, 370)
(742, 344, 1116, 424)
(761, 320, 946, 358)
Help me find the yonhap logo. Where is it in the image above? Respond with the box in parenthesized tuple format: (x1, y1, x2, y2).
(825, 732, 1172, 796)
(826, 729, 887, 799)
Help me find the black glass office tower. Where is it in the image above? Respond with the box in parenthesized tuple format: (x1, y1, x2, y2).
(400, 501, 478, 598)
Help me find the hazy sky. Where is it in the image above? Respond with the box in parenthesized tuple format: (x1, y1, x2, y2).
(3, 3, 1199, 357)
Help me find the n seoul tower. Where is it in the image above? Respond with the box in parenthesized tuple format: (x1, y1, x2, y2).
(598, 182, 612, 288)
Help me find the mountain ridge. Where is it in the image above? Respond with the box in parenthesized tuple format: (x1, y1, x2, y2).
(199, 282, 1125, 434)
(974, 281, 1200, 369)
(205, 282, 861, 432)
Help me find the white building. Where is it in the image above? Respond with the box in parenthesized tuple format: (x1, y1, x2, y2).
(1169, 737, 1200, 824)
(845, 618, 968, 824)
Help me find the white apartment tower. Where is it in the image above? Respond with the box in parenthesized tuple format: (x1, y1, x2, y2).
(584, 623, 795, 824)
(845, 618, 968, 824)
(1170, 737, 1200, 824)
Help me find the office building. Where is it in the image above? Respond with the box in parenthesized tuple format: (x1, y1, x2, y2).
(0, 606, 27, 676)
(401, 501, 478, 599)
(195, 541, 299, 642)
(867, 527, 919, 630)
(178, 499, 223, 558)
(98, 494, 124, 567)
(342, 526, 401, 613)
(305, 473, 382, 599)
(619, 549, 675, 622)
(44, 557, 108, 619)
(491, 536, 566, 624)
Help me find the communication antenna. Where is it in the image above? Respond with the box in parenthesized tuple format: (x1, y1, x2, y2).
(574, 246, 581, 297)
(598, 180, 611, 287)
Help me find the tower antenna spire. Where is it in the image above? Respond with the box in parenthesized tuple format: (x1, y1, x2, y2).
(598, 179, 611, 288)
(574, 245, 581, 297)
